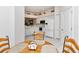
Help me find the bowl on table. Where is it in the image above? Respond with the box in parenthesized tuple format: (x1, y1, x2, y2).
(28, 41, 37, 50)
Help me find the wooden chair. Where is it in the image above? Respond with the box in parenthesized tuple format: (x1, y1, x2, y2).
(63, 37, 79, 53)
(0, 36, 10, 53)
(34, 32, 45, 40)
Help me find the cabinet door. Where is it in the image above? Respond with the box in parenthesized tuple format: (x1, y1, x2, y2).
(65, 8, 72, 36)
(54, 14, 60, 40)
(60, 11, 65, 43)
(60, 8, 72, 38)
(60, 8, 72, 42)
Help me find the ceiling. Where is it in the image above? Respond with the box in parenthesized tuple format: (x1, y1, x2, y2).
(25, 6, 54, 13)
(25, 6, 55, 18)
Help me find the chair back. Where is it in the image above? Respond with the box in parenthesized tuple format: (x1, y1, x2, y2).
(0, 36, 10, 53)
(63, 37, 79, 53)
(34, 32, 44, 40)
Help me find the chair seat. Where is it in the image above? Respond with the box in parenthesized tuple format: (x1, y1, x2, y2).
(34, 32, 44, 40)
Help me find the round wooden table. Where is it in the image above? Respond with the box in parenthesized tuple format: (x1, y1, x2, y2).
(8, 40, 58, 53)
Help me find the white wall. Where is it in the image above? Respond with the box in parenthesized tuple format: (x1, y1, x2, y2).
(8, 6, 16, 47)
(72, 7, 79, 43)
(0, 7, 9, 36)
(0, 6, 26, 47)
(9, 6, 25, 47)
(0, 6, 16, 47)
(15, 6, 25, 44)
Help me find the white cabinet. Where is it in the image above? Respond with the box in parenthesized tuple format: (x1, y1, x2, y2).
(60, 7, 72, 43)
(60, 11, 65, 43)
(64, 8, 72, 37)
(54, 14, 60, 40)
(60, 7, 79, 43)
